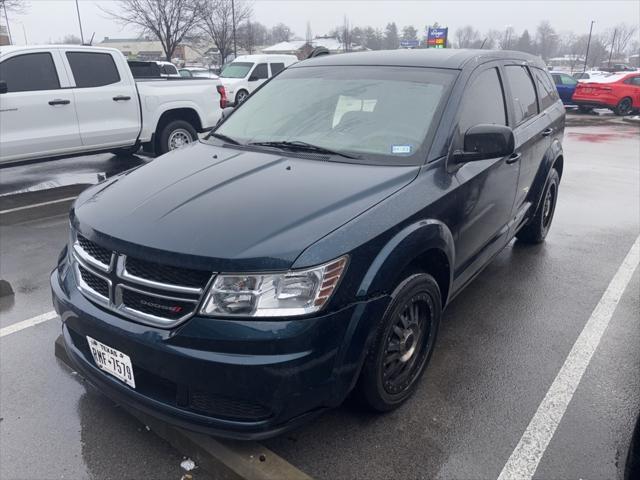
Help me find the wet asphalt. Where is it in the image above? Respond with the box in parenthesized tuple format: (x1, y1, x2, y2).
(0, 113, 638, 480)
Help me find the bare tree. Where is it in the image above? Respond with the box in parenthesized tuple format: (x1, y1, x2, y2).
(535, 21, 558, 60)
(103, 0, 205, 61)
(201, 0, 251, 65)
(402, 25, 418, 42)
(604, 23, 638, 58)
(270, 22, 293, 43)
(237, 19, 268, 54)
(455, 25, 480, 48)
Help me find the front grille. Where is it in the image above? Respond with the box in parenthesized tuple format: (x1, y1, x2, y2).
(190, 388, 272, 421)
(77, 234, 112, 266)
(72, 230, 214, 327)
(125, 257, 211, 289)
(121, 288, 195, 321)
(78, 264, 109, 298)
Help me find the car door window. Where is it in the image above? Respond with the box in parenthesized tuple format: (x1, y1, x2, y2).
(251, 63, 268, 80)
(66, 52, 120, 88)
(532, 67, 558, 110)
(625, 76, 640, 86)
(457, 67, 507, 138)
(559, 74, 577, 86)
(162, 64, 178, 76)
(270, 62, 285, 76)
(505, 66, 538, 125)
(0, 52, 60, 92)
(552, 74, 561, 85)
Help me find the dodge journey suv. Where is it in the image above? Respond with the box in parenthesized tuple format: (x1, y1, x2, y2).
(52, 49, 565, 439)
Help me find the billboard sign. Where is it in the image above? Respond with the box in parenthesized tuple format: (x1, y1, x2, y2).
(400, 39, 420, 48)
(426, 27, 448, 48)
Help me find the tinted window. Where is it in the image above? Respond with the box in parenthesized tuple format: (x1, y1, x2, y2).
(0, 53, 60, 92)
(162, 64, 178, 75)
(129, 61, 160, 78)
(252, 63, 268, 80)
(532, 68, 558, 111)
(505, 66, 538, 124)
(270, 62, 285, 75)
(66, 52, 120, 88)
(458, 67, 506, 135)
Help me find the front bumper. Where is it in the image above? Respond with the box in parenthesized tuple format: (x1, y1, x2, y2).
(51, 262, 389, 440)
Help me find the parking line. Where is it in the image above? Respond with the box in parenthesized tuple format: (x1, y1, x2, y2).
(497, 234, 640, 480)
(0, 196, 77, 215)
(0, 311, 58, 338)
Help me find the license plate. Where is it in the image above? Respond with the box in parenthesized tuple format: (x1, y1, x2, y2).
(86, 336, 136, 388)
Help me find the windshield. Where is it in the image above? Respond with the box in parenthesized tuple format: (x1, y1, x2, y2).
(210, 65, 456, 165)
(220, 62, 254, 78)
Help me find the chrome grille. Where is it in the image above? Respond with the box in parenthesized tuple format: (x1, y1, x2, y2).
(71, 232, 213, 328)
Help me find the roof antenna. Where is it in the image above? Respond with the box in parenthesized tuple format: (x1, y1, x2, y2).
(480, 38, 487, 49)
(86, 32, 95, 46)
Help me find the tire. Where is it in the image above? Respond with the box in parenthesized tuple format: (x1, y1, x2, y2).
(578, 106, 592, 114)
(516, 168, 560, 244)
(355, 273, 442, 412)
(235, 89, 249, 105)
(157, 119, 197, 155)
(614, 97, 633, 116)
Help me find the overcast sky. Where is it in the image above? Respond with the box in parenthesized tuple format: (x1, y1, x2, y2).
(5, 0, 640, 45)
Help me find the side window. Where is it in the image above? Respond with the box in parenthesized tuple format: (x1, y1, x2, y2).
(505, 66, 538, 125)
(66, 52, 120, 88)
(251, 63, 268, 80)
(532, 67, 558, 110)
(552, 74, 561, 85)
(458, 67, 507, 136)
(0, 53, 60, 92)
(270, 62, 285, 76)
(560, 74, 577, 86)
(625, 76, 640, 86)
(162, 64, 178, 75)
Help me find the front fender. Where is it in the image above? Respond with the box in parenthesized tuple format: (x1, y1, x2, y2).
(357, 219, 455, 299)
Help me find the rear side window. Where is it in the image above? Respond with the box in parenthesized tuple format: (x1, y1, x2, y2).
(505, 66, 538, 125)
(532, 68, 558, 111)
(0, 53, 60, 92)
(66, 52, 120, 88)
(559, 74, 577, 86)
(625, 76, 640, 86)
(270, 62, 285, 75)
(162, 64, 178, 75)
(252, 63, 268, 80)
(457, 67, 507, 136)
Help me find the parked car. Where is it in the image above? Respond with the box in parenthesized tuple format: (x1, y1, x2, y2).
(0, 45, 226, 164)
(128, 60, 162, 79)
(573, 70, 609, 81)
(156, 60, 181, 77)
(572, 72, 640, 115)
(52, 49, 565, 440)
(179, 67, 219, 79)
(219, 54, 297, 105)
(551, 71, 578, 104)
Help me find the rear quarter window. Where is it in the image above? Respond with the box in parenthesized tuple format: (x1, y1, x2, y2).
(66, 52, 121, 88)
(505, 66, 538, 125)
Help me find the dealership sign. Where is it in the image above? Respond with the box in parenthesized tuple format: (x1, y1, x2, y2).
(400, 39, 420, 48)
(426, 27, 448, 48)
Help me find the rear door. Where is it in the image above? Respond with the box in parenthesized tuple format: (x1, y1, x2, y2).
(0, 49, 81, 162)
(63, 50, 140, 148)
(622, 75, 640, 106)
(452, 64, 520, 287)
(552, 73, 577, 104)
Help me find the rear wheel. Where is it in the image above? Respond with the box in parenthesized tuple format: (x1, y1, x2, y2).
(516, 168, 560, 244)
(157, 120, 197, 155)
(614, 97, 633, 116)
(355, 273, 441, 412)
(235, 89, 249, 105)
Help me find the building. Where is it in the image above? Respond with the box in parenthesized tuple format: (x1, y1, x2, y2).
(262, 36, 366, 59)
(97, 37, 220, 66)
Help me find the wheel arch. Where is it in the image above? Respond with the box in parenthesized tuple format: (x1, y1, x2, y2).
(155, 108, 203, 137)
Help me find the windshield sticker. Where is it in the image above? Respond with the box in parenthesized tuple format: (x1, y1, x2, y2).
(392, 145, 412, 154)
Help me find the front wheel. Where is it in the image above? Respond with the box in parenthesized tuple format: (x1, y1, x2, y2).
(355, 273, 441, 412)
(157, 120, 197, 155)
(516, 168, 560, 244)
(614, 97, 633, 116)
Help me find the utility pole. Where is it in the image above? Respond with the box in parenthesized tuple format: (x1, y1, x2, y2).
(75, 0, 84, 44)
(607, 28, 617, 69)
(582, 20, 594, 73)
(2, 1, 12, 45)
(231, 0, 237, 58)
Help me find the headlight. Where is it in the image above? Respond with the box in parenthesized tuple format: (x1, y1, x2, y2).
(199, 256, 348, 318)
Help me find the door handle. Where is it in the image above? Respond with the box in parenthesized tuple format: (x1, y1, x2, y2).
(506, 152, 522, 164)
(541, 127, 554, 137)
(48, 99, 70, 106)
(113, 95, 131, 101)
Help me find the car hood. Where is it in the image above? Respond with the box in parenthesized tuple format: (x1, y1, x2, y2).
(73, 142, 418, 272)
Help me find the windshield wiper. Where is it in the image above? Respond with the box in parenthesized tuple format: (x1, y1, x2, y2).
(249, 140, 359, 159)
(207, 132, 240, 145)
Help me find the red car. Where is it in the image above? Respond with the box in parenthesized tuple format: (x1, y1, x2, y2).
(572, 72, 640, 115)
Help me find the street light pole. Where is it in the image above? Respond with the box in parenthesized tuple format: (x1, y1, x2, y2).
(231, 0, 237, 58)
(2, 1, 12, 45)
(75, 0, 84, 44)
(607, 29, 617, 69)
(582, 20, 594, 73)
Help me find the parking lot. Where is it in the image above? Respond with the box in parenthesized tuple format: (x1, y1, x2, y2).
(0, 113, 638, 479)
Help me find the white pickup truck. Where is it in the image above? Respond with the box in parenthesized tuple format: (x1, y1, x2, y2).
(0, 45, 225, 165)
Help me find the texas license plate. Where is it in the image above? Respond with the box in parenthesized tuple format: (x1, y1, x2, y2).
(87, 336, 136, 388)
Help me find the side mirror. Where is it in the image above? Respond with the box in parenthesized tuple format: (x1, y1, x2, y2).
(453, 124, 514, 163)
(216, 106, 235, 125)
(0, 81, 7, 94)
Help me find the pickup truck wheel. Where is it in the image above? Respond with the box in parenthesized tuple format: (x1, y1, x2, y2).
(235, 90, 249, 104)
(158, 120, 197, 155)
(614, 97, 633, 116)
(355, 273, 441, 412)
(516, 168, 560, 244)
